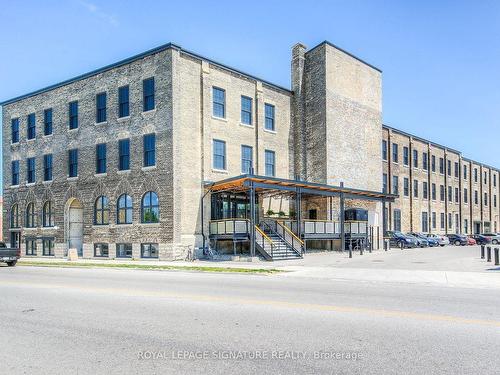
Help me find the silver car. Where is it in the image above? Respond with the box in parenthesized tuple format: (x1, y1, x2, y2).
(482, 233, 500, 244)
(425, 233, 449, 246)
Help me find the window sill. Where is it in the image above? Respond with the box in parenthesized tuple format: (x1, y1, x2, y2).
(95, 121, 108, 126)
(43, 133, 53, 138)
(68, 127, 79, 132)
(142, 109, 157, 116)
(212, 169, 228, 174)
(239, 122, 253, 128)
(67, 176, 79, 181)
(92, 225, 110, 228)
(117, 169, 131, 174)
(94, 173, 107, 177)
(11, 142, 20, 146)
(140, 222, 161, 227)
(24, 227, 37, 231)
(26, 182, 36, 187)
(10, 185, 20, 189)
(42, 180, 53, 185)
(211, 115, 227, 122)
(27, 138, 36, 143)
(263, 128, 277, 135)
(117, 116, 131, 122)
(142, 166, 157, 172)
(41, 226, 56, 230)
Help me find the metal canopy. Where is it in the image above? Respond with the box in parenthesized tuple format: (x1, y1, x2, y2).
(205, 174, 397, 202)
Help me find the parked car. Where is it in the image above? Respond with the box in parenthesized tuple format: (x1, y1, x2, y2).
(467, 236, 476, 246)
(446, 234, 468, 246)
(425, 233, 450, 247)
(410, 232, 439, 247)
(385, 231, 418, 248)
(0, 242, 21, 267)
(407, 233, 429, 247)
(471, 234, 491, 245)
(481, 233, 500, 244)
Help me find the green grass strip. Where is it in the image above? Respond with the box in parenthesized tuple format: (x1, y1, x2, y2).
(18, 261, 282, 274)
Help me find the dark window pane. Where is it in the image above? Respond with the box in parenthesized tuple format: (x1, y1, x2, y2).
(118, 86, 130, 117)
(143, 78, 155, 111)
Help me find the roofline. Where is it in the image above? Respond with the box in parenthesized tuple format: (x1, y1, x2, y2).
(383, 124, 499, 172)
(0, 42, 291, 106)
(306, 40, 382, 73)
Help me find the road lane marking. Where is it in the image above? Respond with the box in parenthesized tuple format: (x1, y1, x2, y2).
(2, 280, 500, 328)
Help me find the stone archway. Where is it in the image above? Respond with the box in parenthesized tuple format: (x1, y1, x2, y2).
(65, 198, 84, 257)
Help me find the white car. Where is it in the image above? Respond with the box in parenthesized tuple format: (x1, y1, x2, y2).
(425, 233, 449, 246)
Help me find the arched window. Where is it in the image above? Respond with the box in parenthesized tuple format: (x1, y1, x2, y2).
(117, 194, 132, 224)
(94, 196, 109, 225)
(141, 191, 159, 223)
(26, 202, 36, 228)
(43, 201, 54, 227)
(10, 204, 19, 228)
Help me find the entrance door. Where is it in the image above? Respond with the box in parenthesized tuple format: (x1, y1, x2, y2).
(67, 199, 84, 256)
(10, 232, 20, 249)
(474, 222, 481, 234)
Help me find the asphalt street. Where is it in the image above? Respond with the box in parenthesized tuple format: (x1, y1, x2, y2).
(1, 265, 499, 375)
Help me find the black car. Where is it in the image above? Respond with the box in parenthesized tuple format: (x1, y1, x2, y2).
(446, 234, 468, 246)
(471, 234, 491, 245)
(386, 231, 418, 248)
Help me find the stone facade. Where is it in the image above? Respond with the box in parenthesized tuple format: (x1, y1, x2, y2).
(2, 40, 498, 260)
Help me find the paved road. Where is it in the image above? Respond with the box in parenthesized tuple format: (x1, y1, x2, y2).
(1, 266, 499, 374)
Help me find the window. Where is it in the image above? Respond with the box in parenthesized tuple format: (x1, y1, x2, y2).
(403, 146, 409, 166)
(484, 171, 487, 184)
(431, 155, 436, 172)
(44, 108, 53, 135)
(392, 176, 399, 194)
(403, 177, 409, 197)
(474, 168, 478, 182)
(432, 212, 437, 229)
(464, 188, 468, 203)
(432, 183, 436, 200)
(440, 213, 445, 230)
(212, 87, 225, 118)
(265, 150, 276, 177)
(447, 160, 451, 176)
(241, 145, 253, 174)
(27, 113, 36, 139)
(94, 243, 109, 257)
(143, 134, 156, 167)
(265, 103, 275, 131)
(484, 192, 488, 206)
(440, 185, 445, 201)
(69, 101, 78, 129)
(241, 96, 252, 125)
(448, 213, 452, 229)
(463, 165, 467, 179)
(454, 162, 459, 178)
(94, 196, 109, 225)
(43, 154, 52, 181)
(96, 143, 107, 174)
(141, 243, 159, 258)
(26, 239, 37, 256)
(423, 181, 428, 199)
(213, 139, 226, 170)
(464, 219, 469, 234)
(413, 179, 419, 198)
(42, 239, 54, 256)
(117, 194, 133, 224)
(494, 174, 497, 187)
(119, 139, 130, 170)
(27, 157, 36, 183)
(142, 191, 159, 223)
(422, 212, 428, 232)
(11, 160, 19, 186)
(495, 195, 497, 208)
(455, 188, 459, 203)
(43, 201, 54, 227)
(118, 85, 129, 118)
(26, 202, 36, 228)
(382, 141, 387, 161)
(143, 77, 155, 111)
(68, 149, 78, 177)
(116, 243, 132, 258)
(10, 204, 19, 228)
(474, 190, 478, 205)
(448, 186, 452, 202)
(439, 158, 444, 174)
(96, 92, 107, 123)
(413, 150, 418, 168)
(382, 174, 388, 194)
(393, 209, 401, 231)
(11, 118, 19, 143)
(392, 143, 398, 163)
(422, 152, 428, 170)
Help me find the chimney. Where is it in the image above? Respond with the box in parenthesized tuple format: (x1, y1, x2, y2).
(291, 43, 307, 180)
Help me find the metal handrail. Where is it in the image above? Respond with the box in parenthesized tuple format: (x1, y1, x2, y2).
(281, 223, 304, 245)
(275, 221, 303, 256)
(255, 225, 275, 258)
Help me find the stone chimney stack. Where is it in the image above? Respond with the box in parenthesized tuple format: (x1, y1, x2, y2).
(291, 43, 307, 180)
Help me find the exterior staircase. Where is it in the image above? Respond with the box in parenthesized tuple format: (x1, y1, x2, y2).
(254, 221, 302, 261)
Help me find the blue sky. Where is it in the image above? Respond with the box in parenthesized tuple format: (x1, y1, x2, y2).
(1, 0, 500, 189)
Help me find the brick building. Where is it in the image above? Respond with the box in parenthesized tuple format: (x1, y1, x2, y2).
(1, 41, 495, 260)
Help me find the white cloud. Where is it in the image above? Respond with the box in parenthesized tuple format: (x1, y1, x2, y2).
(78, 0, 119, 27)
